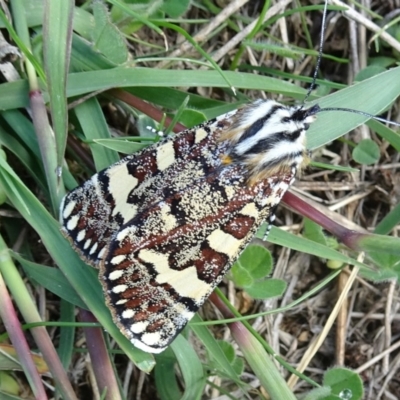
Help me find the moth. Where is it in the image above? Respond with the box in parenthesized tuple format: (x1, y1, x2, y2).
(60, 99, 320, 353)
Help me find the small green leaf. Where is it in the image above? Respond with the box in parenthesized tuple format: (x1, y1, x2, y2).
(231, 245, 286, 299)
(352, 139, 380, 165)
(231, 244, 271, 286)
(236, 245, 272, 278)
(231, 356, 244, 376)
(212, 341, 245, 375)
(245, 279, 286, 300)
(216, 340, 235, 364)
(303, 218, 327, 245)
(362, 251, 400, 281)
(161, 0, 191, 18)
(92, 1, 128, 64)
(322, 367, 363, 400)
(0, 371, 20, 396)
(231, 263, 253, 287)
(179, 109, 208, 128)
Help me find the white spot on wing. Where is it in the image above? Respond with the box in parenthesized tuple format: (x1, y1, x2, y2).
(121, 309, 135, 319)
(98, 247, 106, 259)
(108, 269, 125, 280)
(110, 255, 127, 265)
(240, 203, 259, 219)
(89, 242, 98, 255)
(138, 250, 211, 303)
(76, 230, 86, 242)
(112, 284, 128, 293)
(83, 239, 91, 249)
(62, 199, 76, 220)
(160, 204, 177, 231)
(130, 337, 166, 354)
(106, 166, 139, 222)
(224, 185, 235, 200)
(66, 215, 79, 231)
(173, 303, 194, 321)
(116, 226, 137, 242)
(194, 128, 208, 143)
(156, 142, 175, 171)
(259, 195, 278, 206)
(141, 331, 162, 346)
(130, 321, 149, 334)
(207, 229, 243, 258)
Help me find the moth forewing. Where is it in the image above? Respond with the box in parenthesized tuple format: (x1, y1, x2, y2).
(61, 99, 318, 353)
(60, 111, 234, 264)
(99, 160, 297, 353)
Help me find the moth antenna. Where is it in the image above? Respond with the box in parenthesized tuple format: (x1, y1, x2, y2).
(303, 0, 399, 129)
(317, 107, 400, 127)
(303, 0, 329, 103)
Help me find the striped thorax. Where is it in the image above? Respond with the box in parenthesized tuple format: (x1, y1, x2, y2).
(220, 100, 319, 184)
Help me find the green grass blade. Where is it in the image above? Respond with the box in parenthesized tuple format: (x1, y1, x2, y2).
(13, 254, 87, 310)
(43, 0, 74, 166)
(308, 66, 400, 149)
(190, 314, 242, 384)
(170, 335, 206, 400)
(266, 227, 369, 270)
(58, 299, 76, 369)
(74, 97, 120, 170)
(154, 348, 183, 400)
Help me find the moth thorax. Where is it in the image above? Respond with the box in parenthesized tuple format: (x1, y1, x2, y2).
(220, 100, 319, 182)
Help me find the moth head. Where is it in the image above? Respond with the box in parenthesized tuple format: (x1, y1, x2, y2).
(220, 100, 319, 182)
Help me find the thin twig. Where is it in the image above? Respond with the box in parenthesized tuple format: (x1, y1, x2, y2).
(287, 255, 363, 389)
(157, 0, 250, 67)
(211, 0, 293, 63)
(330, 0, 400, 52)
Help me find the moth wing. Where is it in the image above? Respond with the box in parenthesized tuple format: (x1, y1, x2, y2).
(100, 166, 294, 353)
(60, 113, 235, 265)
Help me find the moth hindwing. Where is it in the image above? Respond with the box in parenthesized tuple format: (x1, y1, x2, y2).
(60, 99, 318, 353)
